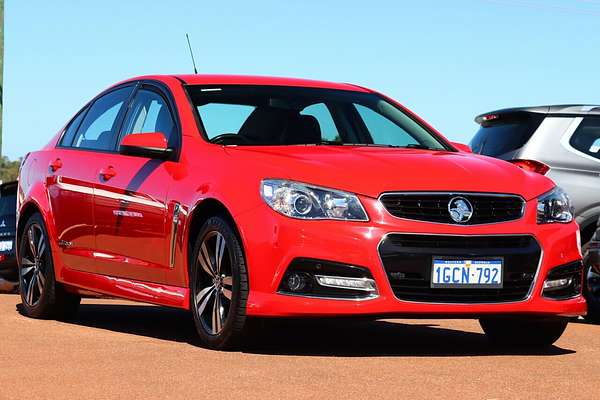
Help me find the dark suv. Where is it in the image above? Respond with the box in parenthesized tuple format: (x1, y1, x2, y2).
(584, 219, 600, 322)
(0, 181, 18, 291)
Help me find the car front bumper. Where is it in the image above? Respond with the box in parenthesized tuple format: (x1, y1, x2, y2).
(237, 196, 586, 318)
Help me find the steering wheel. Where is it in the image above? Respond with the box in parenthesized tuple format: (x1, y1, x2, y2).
(210, 133, 253, 145)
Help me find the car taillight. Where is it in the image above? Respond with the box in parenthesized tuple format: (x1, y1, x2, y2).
(482, 114, 499, 122)
(509, 159, 550, 175)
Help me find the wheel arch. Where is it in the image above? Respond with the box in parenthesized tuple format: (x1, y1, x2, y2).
(16, 200, 49, 263)
(184, 198, 248, 285)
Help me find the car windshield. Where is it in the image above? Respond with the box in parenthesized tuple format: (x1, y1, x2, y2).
(186, 85, 449, 150)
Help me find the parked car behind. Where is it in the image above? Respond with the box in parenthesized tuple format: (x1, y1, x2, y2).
(470, 105, 600, 245)
(584, 218, 600, 322)
(0, 181, 18, 292)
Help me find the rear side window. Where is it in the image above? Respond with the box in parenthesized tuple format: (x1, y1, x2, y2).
(60, 108, 87, 147)
(70, 87, 133, 151)
(570, 118, 600, 160)
(120, 89, 176, 146)
(470, 113, 544, 157)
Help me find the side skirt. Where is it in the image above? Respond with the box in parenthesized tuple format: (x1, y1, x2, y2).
(60, 267, 190, 309)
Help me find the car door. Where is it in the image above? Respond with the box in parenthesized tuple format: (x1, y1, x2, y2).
(47, 86, 134, 274)
(93, 84, 179, 283)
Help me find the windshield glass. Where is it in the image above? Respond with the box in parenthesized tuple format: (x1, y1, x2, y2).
(187, 85, 449, 150)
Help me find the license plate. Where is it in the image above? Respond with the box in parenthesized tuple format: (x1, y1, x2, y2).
(431, 258, 503, 288)
(0, 240, 12, 252)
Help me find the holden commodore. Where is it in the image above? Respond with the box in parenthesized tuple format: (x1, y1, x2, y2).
(16, 74, 585, 349)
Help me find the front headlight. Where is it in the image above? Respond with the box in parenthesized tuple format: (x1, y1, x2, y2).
(537, 186, 574, 224)
(260, 179, 368, 221)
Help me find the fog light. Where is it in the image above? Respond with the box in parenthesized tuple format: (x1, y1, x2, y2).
(543, 277, 573, 291)
(315, 275, 377, 292)
(287, 272, 309, 292)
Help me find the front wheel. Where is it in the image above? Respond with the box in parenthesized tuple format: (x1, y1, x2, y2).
(18, 212, 81, 320)
(479, 317, 568, 347)
(190, 216, 249, 350)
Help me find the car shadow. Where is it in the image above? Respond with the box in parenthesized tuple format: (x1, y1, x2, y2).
(17, 301, 575, 357)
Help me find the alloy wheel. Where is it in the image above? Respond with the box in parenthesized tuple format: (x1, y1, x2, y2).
(20, 223, 47, 307)
(193, 231, 233, 335)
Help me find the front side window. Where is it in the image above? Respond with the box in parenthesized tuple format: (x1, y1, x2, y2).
(70, 86, 133, 151)
(570, 118, 600, 160)
(187, 85, 448, 150)
(120, 89, 176, 145)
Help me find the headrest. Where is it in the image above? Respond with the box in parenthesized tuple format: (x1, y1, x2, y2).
(282, 114, 322, 144)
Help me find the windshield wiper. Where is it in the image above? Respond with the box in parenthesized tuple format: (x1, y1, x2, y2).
(303, 142, 436, 150)
(404, 143, 436, 150)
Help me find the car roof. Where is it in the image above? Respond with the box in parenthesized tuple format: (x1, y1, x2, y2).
(123, 74, 371, 93)
(475, 104, 600, 124)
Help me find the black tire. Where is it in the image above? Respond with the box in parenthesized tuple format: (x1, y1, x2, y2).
(479, 317, 568, 347)
(584, 265, 600, 323)
(18, 212, 81, 320)
(189, 216, 248, 350)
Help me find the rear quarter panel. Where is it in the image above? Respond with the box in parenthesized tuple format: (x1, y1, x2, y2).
(17, 150, 62, 276)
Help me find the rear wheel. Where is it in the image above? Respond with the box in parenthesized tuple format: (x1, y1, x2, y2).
(479, 317, 568, 347)
(584, 265, 600, 323)
(18, 213, 80, 320)
(190, 216, 248, 350)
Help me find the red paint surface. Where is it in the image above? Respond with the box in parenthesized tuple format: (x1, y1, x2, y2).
(17, 74, 585, 318)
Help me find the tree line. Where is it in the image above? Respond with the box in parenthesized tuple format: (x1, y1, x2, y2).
(0, 156, 21, 183)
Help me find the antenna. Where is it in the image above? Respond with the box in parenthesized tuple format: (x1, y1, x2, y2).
(185, 33, 198, 74)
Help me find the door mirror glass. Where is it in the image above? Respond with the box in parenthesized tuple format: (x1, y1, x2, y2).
(119, 132, 172, 159)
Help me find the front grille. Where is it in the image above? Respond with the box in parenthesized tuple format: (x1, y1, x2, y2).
(379, 234, 541, 303)
(379, 193, 524, 225)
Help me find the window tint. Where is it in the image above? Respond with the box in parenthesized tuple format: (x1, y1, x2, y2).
(186, 85, 448, 150)
(354, 103, 419, 146)
(570, 118, 600, 160)
(198, 103, 256, 139)
(60, 108, 87, 147)
(71, 87, 132, 151)
(120, 89, 176, 145)
(470, 113, 544, 157)
(301, 103, 340, 142)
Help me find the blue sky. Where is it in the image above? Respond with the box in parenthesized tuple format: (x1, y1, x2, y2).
(4, 0, 600, 159)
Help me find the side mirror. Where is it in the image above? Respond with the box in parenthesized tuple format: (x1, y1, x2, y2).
(119, 132, 173, 159)
(451, 142, 473, 153)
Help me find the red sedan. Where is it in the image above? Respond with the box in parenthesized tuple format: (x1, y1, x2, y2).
(16, 74, 585, 349)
